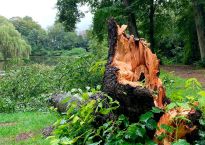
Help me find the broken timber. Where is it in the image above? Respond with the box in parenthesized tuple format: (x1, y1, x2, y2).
(103, 18, 201, 144)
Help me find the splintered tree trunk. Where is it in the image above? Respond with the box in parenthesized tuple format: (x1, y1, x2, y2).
(103, 18, 166, 121)
(103, 18, 201, 144)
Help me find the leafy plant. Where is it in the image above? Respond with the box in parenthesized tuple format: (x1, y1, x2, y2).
(49, 88, 162, 145)
(52, 54, 105, 92)
(0, 64, 53, 112)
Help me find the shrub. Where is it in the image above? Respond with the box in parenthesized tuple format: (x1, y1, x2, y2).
(0, 64, 53, 112)
(52, 54, 106, 92)
(0, 54, 106, 112)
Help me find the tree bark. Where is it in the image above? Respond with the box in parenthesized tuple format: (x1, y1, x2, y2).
(123, 0, 139, 38)
(149, 0, 155, 52)
(192, 0, 205, 61)
(103, 18, 166, 121)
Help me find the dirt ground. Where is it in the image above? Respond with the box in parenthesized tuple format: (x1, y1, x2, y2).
(161, 65, 205, 87)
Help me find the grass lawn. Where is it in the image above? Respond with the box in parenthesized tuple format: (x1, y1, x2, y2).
(160, 70, 202, 102)
(0, 111, 57, 145)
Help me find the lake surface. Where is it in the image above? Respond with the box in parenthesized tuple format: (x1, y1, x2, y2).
(0, 56, 62, 71)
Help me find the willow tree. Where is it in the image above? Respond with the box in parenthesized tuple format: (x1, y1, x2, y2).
(0, 16, 31, 60)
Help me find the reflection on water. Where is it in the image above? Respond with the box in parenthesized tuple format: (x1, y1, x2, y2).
(30, 56, 62, 65)
(0, 56, 62, 71)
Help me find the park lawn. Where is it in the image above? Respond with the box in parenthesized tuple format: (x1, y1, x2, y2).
(0, 111, 57, 145)
(160, 70, 201, 102)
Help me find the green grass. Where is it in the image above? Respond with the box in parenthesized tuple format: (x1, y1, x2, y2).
(160, 71, 186, 96)
(160, 70, 201, 102)
(0, 111, 57, 145)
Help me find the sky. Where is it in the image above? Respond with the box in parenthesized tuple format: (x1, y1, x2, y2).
(0, 0, 93, 32)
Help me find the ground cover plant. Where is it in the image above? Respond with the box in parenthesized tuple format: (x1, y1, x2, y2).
(49, 79, 205, 145)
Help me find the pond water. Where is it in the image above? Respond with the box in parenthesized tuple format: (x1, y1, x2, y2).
(0, 56, 63, 71)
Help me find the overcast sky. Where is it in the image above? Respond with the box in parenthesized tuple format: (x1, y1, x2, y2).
(0, 0, 92, 32)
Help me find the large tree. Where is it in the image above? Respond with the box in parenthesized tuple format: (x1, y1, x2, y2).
(0, 16, 31, 60)
(192, 0, 205, 61)
(10, 16, 48, 54)
(56, 0, 140, 37)
(47, 22, 87, 50)
(56, 0, 204, 64)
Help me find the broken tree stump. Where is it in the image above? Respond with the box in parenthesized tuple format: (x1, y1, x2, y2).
(103, 18, 167, 121)
(103, 18, 201, 144)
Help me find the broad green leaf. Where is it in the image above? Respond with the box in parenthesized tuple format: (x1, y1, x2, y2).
(82, 93, 89, 100)
(99, 108, 112, 115)
(136, 126, 146, 137)
(140, 112, 154, 123)
(160, 124, 175, 133)
(198, 91, 205, 97)
(151, 107, 163, 113)
(61, 97, 71, 104)
(156, 133, 167, 141)
(60, 136, 80, 145)
(172, 139, 190, 145)
(72, 116, 80, 123)
(145, 119, 157, 130)
(166, 103, 177, 111)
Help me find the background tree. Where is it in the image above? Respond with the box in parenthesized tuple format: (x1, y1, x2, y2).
(0, 16, 31, 60)
(192, 0, 205, 61)
(47, 22, 87, 51)
(56, 0, 140, 38)
(10, 16, 48, 55)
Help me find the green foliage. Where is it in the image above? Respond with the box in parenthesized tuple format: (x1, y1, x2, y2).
(0, 16, 31, 60)
(52, 54, 105, 92)
(88, 33, 108, 59)
(195, 118, 205, 144)
(0, 49, 105, 112)
(92, 1, 125, 41)
(10, 16, 87, 56)
(56, 0, 205, 65)
(47, 23, 87, 51)
(0, 64, 53, 112)
(49, 88, 159, 145)
(162, 76, 205, 113)
(193, 59, 205, 68)
(10, 16, 47, 55)
(61, 48, 88, 57)
(172, 139, 190, 145)
(56, 0, 83, 31)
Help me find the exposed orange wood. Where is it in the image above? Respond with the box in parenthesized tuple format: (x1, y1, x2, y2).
(111, 24, 198, 144)
(111, 24, 165, 108)
(154, 108, 197, 145)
